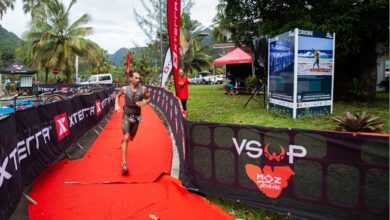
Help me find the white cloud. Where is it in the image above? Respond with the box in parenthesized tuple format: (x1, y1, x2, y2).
(0, 0, 218, 54)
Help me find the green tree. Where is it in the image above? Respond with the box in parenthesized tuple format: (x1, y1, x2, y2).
(180, 12, 211, 74)
(211, 2, 230, 43)
(219, 0, 389, 101)
(22, 0, 48, 19)
(22, 0, 96, 83)
(0, 0, 15, 19)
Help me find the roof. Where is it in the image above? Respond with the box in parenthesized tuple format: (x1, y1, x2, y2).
(213, 48, 253, 65)
(0, 61, 37, 75)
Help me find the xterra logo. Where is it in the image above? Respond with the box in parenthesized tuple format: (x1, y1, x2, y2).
(54, 112, 69, 141)
(96, 100, 102, 116)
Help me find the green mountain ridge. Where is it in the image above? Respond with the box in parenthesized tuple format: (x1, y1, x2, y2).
(109, 47, 146, 66)
(0, 25, 22, 68)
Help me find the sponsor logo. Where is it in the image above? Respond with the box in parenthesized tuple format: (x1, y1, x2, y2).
(232, 138, 306, 199)
(0, 126, 52, 187)
(54, 113, 69, 141)
(0, 91, 114, 188)
(96, 100, 102, 116)
(264, 144, 285, 162)
(232, 138, 307, 164)
(246, 164, 294, 198)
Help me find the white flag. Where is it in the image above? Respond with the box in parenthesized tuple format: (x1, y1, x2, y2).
(161, 47, 173, 87)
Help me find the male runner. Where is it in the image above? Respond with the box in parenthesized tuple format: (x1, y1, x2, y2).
(115, 72, 150, 175)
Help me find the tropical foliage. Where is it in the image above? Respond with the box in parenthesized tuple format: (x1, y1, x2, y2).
(211, 2, 230, 43)
(0, 25, 21, 68)
(0, 0, 14, 19)
(16, 0, 109, 83)
(218, 0, 389, 101)
(180, 12, 211, 74)
(332, 111, 384, 132)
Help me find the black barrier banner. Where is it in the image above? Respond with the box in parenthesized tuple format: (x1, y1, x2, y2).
(0, 87, 115, 220)
(148, 87, 389, 220)
(148, 87, 193, 183)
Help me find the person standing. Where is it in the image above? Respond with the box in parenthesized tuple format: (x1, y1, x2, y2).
(15, 78, 20, 93)
(313, 49, 320, 69)
(115, 72, 150, 175)
(177, 69, 188, 116)
(5, 78, 11, 95)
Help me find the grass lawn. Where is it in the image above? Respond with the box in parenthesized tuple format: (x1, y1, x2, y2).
(186, 85, 389, 132)
(183, 84, 389, 219)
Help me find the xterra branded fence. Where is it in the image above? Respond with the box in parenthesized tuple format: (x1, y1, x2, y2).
(0, 87, 115, 220)
(149, 86, 389, 220)
(148, 87, 190, 182)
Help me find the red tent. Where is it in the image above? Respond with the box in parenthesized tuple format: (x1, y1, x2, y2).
(213, 48, 253, 65)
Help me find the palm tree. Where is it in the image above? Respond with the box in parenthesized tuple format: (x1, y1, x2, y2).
(180, 12, 211, 74)
(90, 46, 111, 74)
(0, 0, 15, 19)
(22, 0, 48, 19)
(211, 3, 231, 43)
(24, 0, 95, 83)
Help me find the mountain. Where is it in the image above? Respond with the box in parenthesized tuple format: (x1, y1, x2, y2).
(201, 27, 213, 46)
(109, 47, 146, 66)
(0, 25, 22, 68)
(109, 47, 128, 66)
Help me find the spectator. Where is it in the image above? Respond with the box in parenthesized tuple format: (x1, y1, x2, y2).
(177, 69, 189, 116)
(15, 78, 20, 93)
(5, 78, 11, 95)
(223, 74, 235, 95)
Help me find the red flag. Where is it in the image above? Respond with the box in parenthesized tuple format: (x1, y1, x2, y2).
(126, 52, 132, 83)
(167, 0, 181, 95)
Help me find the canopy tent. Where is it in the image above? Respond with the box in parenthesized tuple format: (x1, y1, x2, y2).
(0, 61, 37, 95)
(212, 48, 253, 65)
(0, 61, 37, 75)
(212, 48, 254, 79)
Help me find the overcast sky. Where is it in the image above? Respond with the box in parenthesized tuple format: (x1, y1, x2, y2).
(0, 0, 219, 54)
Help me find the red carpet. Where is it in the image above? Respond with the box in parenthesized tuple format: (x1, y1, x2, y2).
(28, 100, 233, 220)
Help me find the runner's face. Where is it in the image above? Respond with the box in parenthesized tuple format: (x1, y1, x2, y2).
(179, 70, 184, 77)
(131, 73, 140, 86)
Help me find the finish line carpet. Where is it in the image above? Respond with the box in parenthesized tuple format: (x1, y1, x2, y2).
(28, 103, 233, 220)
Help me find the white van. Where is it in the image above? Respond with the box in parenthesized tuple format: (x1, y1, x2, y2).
(79, 73, 113, 85)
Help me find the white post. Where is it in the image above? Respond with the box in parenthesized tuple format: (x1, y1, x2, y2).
(75, 55, 79, 84)
(0, 74, 2, 96)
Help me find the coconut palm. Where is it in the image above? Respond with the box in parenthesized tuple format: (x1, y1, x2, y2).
(180, 12, 211, 74)
(211, 3, 231, 43)
(0, 0, 15, 19)
(25, 0, 95, 83)
(22, 0, 48, 19)
(90, 46, 111, 74)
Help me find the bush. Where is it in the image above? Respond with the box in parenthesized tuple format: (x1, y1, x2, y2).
(244, 76, 257, 88)
(345, 78, 367, 101)
(378, 78, 389, 91)
(331, 111, 384, 132)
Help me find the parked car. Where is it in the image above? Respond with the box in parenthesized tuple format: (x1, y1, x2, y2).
(201, 74, 225, 84)
(188, 75, 203, 84)
(78, 73, 113, 85)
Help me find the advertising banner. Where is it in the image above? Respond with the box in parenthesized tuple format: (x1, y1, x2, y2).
(148, 87, 389, 220)
(167, 0, 181, 95)
(268, 31, 295, 116)
(126, 52, 132, 83)
(0, 87, 115, 220)
(161, 47, 173, 87)
(297, 30, 335, 117)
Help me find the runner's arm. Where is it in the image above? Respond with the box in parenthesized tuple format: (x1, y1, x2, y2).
(142, 86, 151, 104)
(115, 86, 126, 112)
